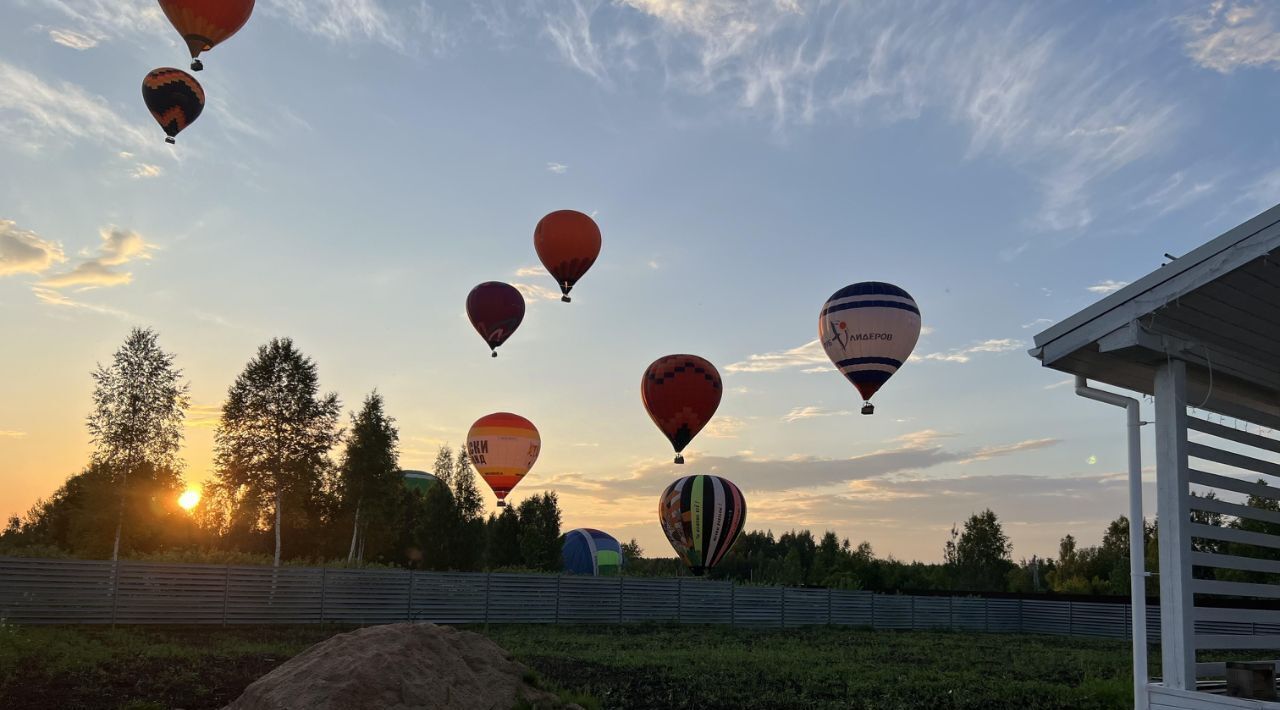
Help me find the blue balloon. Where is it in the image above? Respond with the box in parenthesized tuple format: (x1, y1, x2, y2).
(562, 528, 623, 576)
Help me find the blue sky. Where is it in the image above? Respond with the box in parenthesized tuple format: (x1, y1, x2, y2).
(2, 0, 1279, 561)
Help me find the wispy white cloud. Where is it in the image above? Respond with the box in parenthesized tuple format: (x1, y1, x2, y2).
(511, 282, 562, 302)
(1244, 168, 1280, 209)
(1180, 1, 1280, 73)
(546, 161, 569, 174)
(130, 163, 163, 179)
(184, 404, 222, 429)
(1136, 171, 1217, 216)
(726, 339, 827, 373)
(0, 61, 153, 154)
(31, 286, 134, 319)
(1086, 280, 1129, 295)
(703, 416, 747, 438)
(39, 227, 154, 290)
(913, 338, 1024, 364)
(515, 265, 548, 277)
(783, 406, 849, 423)
(32, 0, 167, 43)
(540, 1, 1176, 231)
(0, 219, 65, 277)
(0, 430, 27, 439)
(1043, 378, 1075, 390)
(47, 28, 98, 50)
(1021, 318, 1054, 330)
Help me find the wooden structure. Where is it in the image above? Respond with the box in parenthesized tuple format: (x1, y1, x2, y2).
(1031, 204, 1280, 709)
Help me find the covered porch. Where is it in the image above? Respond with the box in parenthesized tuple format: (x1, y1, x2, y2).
(1031, 204, 1280, 709)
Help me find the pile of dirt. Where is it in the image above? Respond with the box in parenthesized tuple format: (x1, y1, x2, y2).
(223, 623, 581, 710)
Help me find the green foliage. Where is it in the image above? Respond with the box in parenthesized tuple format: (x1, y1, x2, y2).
(949, 509, 1014, 591)
(337, 391, 401, 563)
(485, 506, 523, 569)
(517, 492, 563, 571)
(452, 448, 486, 571)
(213, 338, 342, 566)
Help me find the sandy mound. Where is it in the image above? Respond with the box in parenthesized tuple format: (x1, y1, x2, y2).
(224, 623, 579, 710)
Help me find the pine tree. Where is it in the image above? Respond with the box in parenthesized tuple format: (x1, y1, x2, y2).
(485, 508, 523, 569)
(87, 328, 189, 560)
(214, 338, 342, 566)
(433, 446, 455, 489)
(452, 448, 486, 570)
(516, 492, 562, 571)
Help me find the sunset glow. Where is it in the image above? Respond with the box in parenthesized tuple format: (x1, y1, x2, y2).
(178, 490, 200, 511)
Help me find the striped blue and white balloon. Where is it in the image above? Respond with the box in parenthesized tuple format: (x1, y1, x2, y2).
(819, 282, 921, 414)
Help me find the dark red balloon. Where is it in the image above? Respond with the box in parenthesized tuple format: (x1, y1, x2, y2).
(467, 282, 525, 357)
(641, 355, 722, 464)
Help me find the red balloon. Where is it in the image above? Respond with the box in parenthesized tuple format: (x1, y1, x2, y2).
(642, 355, 722, 464)
(534, 210, 601, 303)
(467, 282, 525, 357)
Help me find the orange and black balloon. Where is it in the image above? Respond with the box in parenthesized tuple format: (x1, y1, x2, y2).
(642, 355, 722, 464)
(534, 210, 601, 303)
(142, 68, 204, 144)
(157, 0, 256, 71)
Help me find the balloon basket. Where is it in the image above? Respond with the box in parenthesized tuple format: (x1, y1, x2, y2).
(861, 403, 875, 415)
(674, 454, 684, 464)
(561, 295, 571, 303)
(496, 500, 505, 508)
(191, 59, 204, 72)
(165, 137, 176, 144)
(491, 351, 498, 358)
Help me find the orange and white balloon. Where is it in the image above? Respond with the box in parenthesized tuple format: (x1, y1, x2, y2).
(466, 412, 540, 508)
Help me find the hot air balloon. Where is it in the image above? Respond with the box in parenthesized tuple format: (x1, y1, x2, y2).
(658, 475, 745, 575)
(562, 528, 623, 576)
(819, 281, 921, 415)
(401, 470, 440, 496)
(642, 355, 722, 464)
(142, 68, 204, 144)
(157, 0, 256, 71)
(466, 282, 525, 358)
(534, 210, 601, 303)
(467, 413, 540, 508)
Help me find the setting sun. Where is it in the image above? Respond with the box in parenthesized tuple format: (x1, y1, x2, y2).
(177, 490, 200, 511)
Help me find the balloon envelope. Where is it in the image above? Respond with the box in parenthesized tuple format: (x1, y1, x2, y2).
(819, 282, 921, 413)
(466, 282, 525, 356)
(562, 528, 623, 576)
(467, 413, 540, 507)
(533, 210, 601, 302)
(158, 0, 256, 68)
(641, 355, 722, 464)
(658, 475, 746, 575)
(401, 470, 440, 496)
(142, 68, 204, 143)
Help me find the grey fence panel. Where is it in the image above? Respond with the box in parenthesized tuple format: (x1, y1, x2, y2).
(985, 599, 1023, 633)
(912, 596, 951, 629)
(621, 577, 679, 623)
(488, 574, 557, 623)
(323, 569, 411, 624)
(224, 566, 324, 624)
(1070, 601, 1127, 638)
(1146, 605, 1162, 645)
(783, 588, 829, 627)
(829, 590, 872, 626)
(952, 598, 986, 631)
(0, 558, 115, 624)
(114, 561, 228, 624)
(679, 579, 732, 624)
(873, 595, 913, 630)
(733, 586, 782, 627)
(1022, 600, 1071, 635)
(558, 576, 623, 624)
(408, 572, 487, 624)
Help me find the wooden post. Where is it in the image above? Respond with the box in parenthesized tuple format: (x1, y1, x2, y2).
(1155, 359, 1195, 690)
(730, 582, 736, 628)
(618, 576, 624, 625)
(319, 567, 327, 624)
(554, 575, 561, 624)
(405, 571, 414, 622)
(222, 564, 230, 626)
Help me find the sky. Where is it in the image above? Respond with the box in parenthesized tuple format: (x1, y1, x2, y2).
(2, 0, 1280, 563)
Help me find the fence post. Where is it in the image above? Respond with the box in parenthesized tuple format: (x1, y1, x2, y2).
(554, 575, 561, 624)
(871, 593, 877, 629)
(949, 596, 954, 630)
(677, 578, 683, 624)
(406, 570, 414, 622)
(618, 576, 624, 625)
(1018, 599, 1024, 634)
(730, 582, 736, 628)
(780, 587, 786, 629)
(483, 573, 491, 626)
(319, 568, 327, 624)
(1068, 601, 1074, 637)
(222, 565, 231, 626)
(983, 597, 989, 633)
(910, 596, 916, 630)
(109, 560, 120, 627)
(827, 587, 833, 626)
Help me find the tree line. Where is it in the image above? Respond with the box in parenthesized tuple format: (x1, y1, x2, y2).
(7, 328, 1276, 594)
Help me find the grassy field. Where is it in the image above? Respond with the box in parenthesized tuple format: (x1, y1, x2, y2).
(0, 623, 1134, 709)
